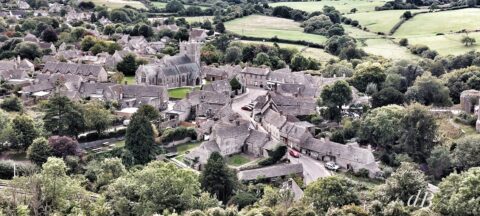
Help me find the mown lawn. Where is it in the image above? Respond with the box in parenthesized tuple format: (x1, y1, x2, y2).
(168, 87, 194, 99)
(225, 15, 327, 45)
(122, 76, 136, 85)
(90, 0, 146, 9)
(270, 0, 385, 13)
(227, 154, 251, 166)
(239, 40, 337, 62)
(176, 141, 202, 155)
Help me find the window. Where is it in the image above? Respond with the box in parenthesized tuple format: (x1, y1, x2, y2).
(141, 74, 146, 83)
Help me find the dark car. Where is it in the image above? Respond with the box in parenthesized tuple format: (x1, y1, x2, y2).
(241, 105, 253, 111)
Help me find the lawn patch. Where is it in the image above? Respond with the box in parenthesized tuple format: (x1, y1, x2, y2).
(123, 76, 136, 85)
(175, 141, 202, 155)
(168, 87, 194, 99)
(227, 154, 251, 166)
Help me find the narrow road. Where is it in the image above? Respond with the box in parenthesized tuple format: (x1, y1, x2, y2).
(232, 88, 267, 121)
(288, 153, 331, 185)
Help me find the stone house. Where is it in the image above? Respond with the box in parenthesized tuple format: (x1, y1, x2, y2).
(261, 108, 287, 141)
(280, 121, 315, 150)
(460, 89, 480, 113)
(189, 28, 208, 42)
(78, 83, 169, 110)
(202, 66, 229, 81)
(201, 79, 232, 97)
(301, 137, 381, 178)
(241, 67, 271, 88)
(42, 62, 108, 83)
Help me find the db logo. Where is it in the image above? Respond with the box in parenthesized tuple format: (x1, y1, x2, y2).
(407, 190, 433, 208)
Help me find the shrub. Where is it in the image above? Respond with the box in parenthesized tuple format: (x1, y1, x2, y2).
(160, 127, 197, 143)
(0, 160, 36, 179)
(399, 38, 408, 46)
(354, 168, 370, 178)
(0, 96, 23, 112)
(227, 191, 258, 210)
(258, 145, 287, 166)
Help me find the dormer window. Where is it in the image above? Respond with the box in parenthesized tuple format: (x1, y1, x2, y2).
(141, 73, 146, 83)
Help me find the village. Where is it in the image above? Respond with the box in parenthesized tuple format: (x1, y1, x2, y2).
(0, 0, 478, 215)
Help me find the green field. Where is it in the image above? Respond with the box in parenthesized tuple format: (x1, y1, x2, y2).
(168, 87, 195, 99)
(269, 0, 386, 14)
(90, 0, 146, 9)
(346, 10, 423, 34)
(239, 40, 337, 62)
(225, 15, 327, 44)
(175, 141, 202, 154)
(359, 38, 419, 60)
(394, 8, 480, 37)
(343, 24, 381, 39)
(182, 16, 214, 23)
(123, 76, 136, 85)
(400, 32, 480, 56)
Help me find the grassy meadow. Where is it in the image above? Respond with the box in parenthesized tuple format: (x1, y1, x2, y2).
(269, 0, 386, 14)
(225, 15, 327, 44)
(345, 10, 422, 34)
(90, 0, 146, 9)
(181, 16, 214, 23)
(398, 32, 480, 56)
(394, 8, 480, 37)
(359, 38, 419, 60)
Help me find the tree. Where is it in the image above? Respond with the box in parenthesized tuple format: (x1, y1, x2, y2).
(461, 35, 476, 46)
(0, 96, 23, 112)
(253, 52, 271, 66)
(48, 136, 79, 158)
(165, 0, 185, 13)
(230, 77, 242, 93)
(105, 161, 202, 214)
(41, 27, 58, 42)
(326, 204, 368, 216)
(125, 112, 155, 164)
(290, 54, 309, 71)
(399, 38, 408, 46)
(27, 137, 52, 166)
(110, 71, 125, 84)
(401, 11, 412, 19)
(452, 134, 480, 170)
(14, 42, 42, 60)
(375, 163, 427, 204)
(371, 87, 405, 108)
(349, 62, 386, 92)
(117, 54, 139, 76)
(215, 22, 225, 33)
(320, 80, 352, 121)
(304, 176, 359, 214)
(137, 104, 160, 120)
(399, 104, 437, 162)
(85, 157, 126, 192)
(11, 115, 39, 149)
(427, 145, 452, 180)
(200, 152, 237, 203)
(432, 167, 480, 216)
(80, 35, 97, 51)
(82, 102, 113, 135)
(405, 72, 452, 106)
(43, 95, 85, 137)
(359, 105, 404, 150)
(224, 46, 242, 64)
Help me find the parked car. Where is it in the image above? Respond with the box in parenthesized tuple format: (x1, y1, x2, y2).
(325, 162, 340, 171)
(289, 149, 300, 158)
(241, 105, 253, 111)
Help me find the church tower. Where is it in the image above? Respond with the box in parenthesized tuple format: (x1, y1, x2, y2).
(179, 41, 201, 65)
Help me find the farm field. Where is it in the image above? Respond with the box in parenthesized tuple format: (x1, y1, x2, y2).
(394, 8, 480, 37)
(400, 32, 480, 56)
(239, 40, 337, 62)
(269, 0, 386, 14)
(345, 9, 423, 34)
(181, 16, 214, 23)
(342, 24, 381, 39)
(359, 38, 419, 60)
(225, 15, 327, 44)
(90, 0, 146, 9)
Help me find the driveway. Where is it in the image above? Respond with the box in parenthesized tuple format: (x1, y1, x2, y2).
(288, 153, 331, 185)
(232, 88, 267, 121)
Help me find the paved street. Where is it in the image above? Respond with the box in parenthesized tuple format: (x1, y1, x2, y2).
(232, 88, 267, 121)
(288, 153, 331, 185)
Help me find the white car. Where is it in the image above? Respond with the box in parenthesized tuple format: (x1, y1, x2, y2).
(324, 162, 340, 171)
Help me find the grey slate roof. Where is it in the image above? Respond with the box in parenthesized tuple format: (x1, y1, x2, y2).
(43, 62, 104, 77)
(237, 163, 303, 181)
